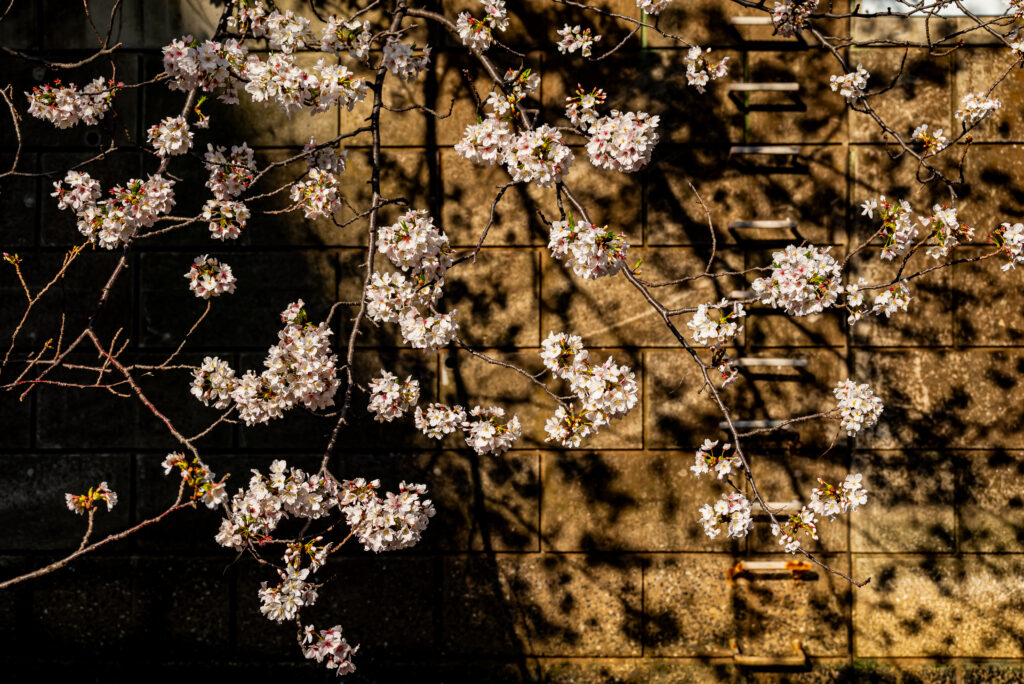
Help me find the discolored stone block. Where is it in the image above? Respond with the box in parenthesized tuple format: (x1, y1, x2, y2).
(542, 450, 741, 552)
(643, 554, 737, 656)
(853, 348, 1024, 449)
(542, 657, 732, 683)
(954, 48, 1024, 142)
(444, 247, 540, 347)
(853, 556, 1024, 657)
(954, 246, 1024, 346)
(848, 48, 953, 143)
(847, 248, 954, 347)
(542, 247, 745, 348)
(647, 145, 848, 247)
(957, 449, 1024, 552)
(746, 51, 848, 144)
(644, 348, 728, 450)
(850, 450, 955, 553)
(442, 554, 642, 656)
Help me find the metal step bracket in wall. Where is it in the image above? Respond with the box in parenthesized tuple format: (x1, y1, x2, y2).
(729, 15, 808, 47)
(727, 560, 814, 581)
(728, 638, 808, 667)
(729, 146, 805, 173)
(728, 82, 804, 112)
(727, 219, 798, 242)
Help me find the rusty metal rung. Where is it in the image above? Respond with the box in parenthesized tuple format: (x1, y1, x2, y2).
(729, 638, 808, 667)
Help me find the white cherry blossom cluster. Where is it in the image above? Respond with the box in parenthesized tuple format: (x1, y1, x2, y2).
(541, 332, 639, 448)
(341, 478, 436, 553)
(548, 218, 630, 279)
(202, 198, 250, 240)
(504, 124, 574, 187)
(912, 124, 949, 155)
(367, 370, 420, 423)
(302, 625, 358, 676)
(162, 36, 235, 94)
(454, 115, 512, 165)
(199, 301, 337, 425)
(586, 110, 661, 173)
(684, 46, 730, 94)
(320, 17, 372, 61)
(146, 115, 192, 157)
(457, 0, 509, 54)
(259, 8, 314, 53)
(1013, 0, 1024, 18)
(809, 474, 868, 520)
(414, 403, 468, 439)
(955, 92, 1002, 126)
(771, 506, 818, 553)
(688, 300, 746, 349)
(190, 356, 236, 409)
(557, 25, 601, 57)
(488, 68, 540, 117)
(860, 195, 918, 260)
(205, 143, 256, 200)
(873, 281, 912, 318)
(161, 452, 228, 509)
(829, 64, 869, 101)
(65, 481, 118, 515)
(259, 564, 318, 623)
(752, 244, 844, 316)
(833, 378, 884, 436)
(240, 54, 363, 116)
(691, 439, 741, 479)
(398, 308, 459, 350)
(994, 221, 1024, 271)
(382, 37, 432, 81)
(699, 492, 753, 540)
(365, 271, 442, 324)
(185, 254, 237, 299)
(771, 0, 819, 37)
(565, 85, 607, 130)
(921, 204, 972, 259)
(636, 0, 673, 16)
(844, 278, 869, 325)
(52, 172, 176, 249)
(378, 210, 454, 280)
(464, 406, 522, 455)
(290, 167, 341, 219)
(215, 459, 341, 549)
(26, 77, 118, 128)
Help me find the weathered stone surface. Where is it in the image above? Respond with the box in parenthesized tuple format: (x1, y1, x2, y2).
(954, 48, 1024, 143)
(850, 450, 956, 553)
(542, 450, 739, 552)
(848, 248, 954, 348)
(853, 556, 1024, 657)
(542, 657, 732, 683)
(647, 146, 848, 246)
(444, 247, 540, 347)
(957, 450, 1024, 552)
(954, 246, 1024, 346)
(854, 349, 1024, 449)
(442, 554, 643, 656)
(849, 49, 953, 143)
(746, 51, 848, 144)
(542, 247, 744, 348)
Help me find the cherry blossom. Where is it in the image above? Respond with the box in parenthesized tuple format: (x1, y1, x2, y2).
(161, 452, 227, 509)
(684, 47, 730, 94)
(65, 481, 118, 515)
(699, 492, 753, 539)
(302, 624, 358, 675)
(752, 245, 844, 316)
(586, 110, 661, 173)
(771, 506, 818, 553)
(861, 195, 918, 260)
(921, 204, 972, 259)
(341, 479, 437, 553)
(955, 92, 1002, 126)
(462, 405, 521, 455)
(415, 403, 468, 439)
(691, 439, 741, 479)
(147, 115, 193, 157)
(688, 300, 746, 349)
(833, 378, 884, 436)
(557, 25, 601, 57)
(912, 124, 949, 155)
(829, 64, 869, 101)
(185, 255, 237, 299)
(994, 221, 1024, 271)
(548, 218, 630, 279)
(367, 370, 420, 423)
(26, 77, 119, 128)
(809, 473, 868, 520)
(771, 0, 819, 37)
(202, 199, 250, 240)
(320, 17, 372, 61)
(382, 37, 432, 81)
(504, 124, 574, 187)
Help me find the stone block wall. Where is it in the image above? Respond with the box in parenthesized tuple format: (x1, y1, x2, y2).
(2, 1, 1024, 682)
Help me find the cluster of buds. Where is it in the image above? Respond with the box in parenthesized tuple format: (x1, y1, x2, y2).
(65, 482, 118, 515)
(161, 452, 228, 509)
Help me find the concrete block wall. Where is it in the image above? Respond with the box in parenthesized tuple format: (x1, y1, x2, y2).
(2, 1, 1024, 681)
